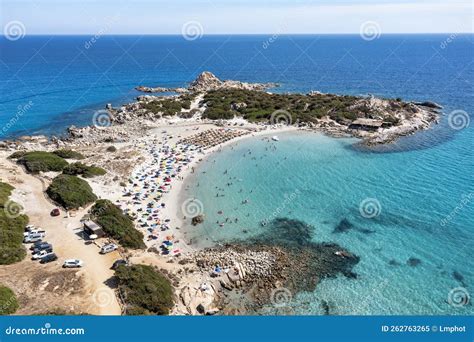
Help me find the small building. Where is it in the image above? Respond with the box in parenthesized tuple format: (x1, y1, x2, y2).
(349, 118, 384, 131)
(83, 220, 105, 238)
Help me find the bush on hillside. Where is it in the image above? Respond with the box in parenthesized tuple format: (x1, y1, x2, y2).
(53, 149, 85, 159)
(91, 200, 145, 249)
(63, 162, 106, 178)
(0, 182, 27, 265)
(0, 285, 19, 315)
(46, 175, 97, 209)
(115, 265, 174, 315)
(17, 151, 68, 174)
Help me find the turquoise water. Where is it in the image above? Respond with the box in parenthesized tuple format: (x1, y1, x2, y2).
(183, 129, 474, 315)
(2, 34, 472, 315)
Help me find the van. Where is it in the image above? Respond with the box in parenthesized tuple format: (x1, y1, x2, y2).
(100, 243, 118, 254)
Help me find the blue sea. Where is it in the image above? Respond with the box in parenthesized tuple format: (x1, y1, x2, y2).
(1, 34, 473, 315)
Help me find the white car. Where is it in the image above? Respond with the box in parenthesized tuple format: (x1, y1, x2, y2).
(32, 250, 53, 260)
(63, 259, 84, 268)
(23, 229, 45, 237)
(100, 243, 118, 254)
(23, 233, 45, 243)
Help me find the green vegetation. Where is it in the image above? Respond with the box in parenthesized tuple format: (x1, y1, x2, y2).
(115, 265, 174, 315)
(16, 151, 68, 174)
(53, 149, 85, 159)
(141, 95, 192, 117)
(0, 182, 27, 265)
(0, 285, 19, 315)
(63, 162, 106, 178)
(46, 175, 97, 209)
(8, 151, 27, 159)
(91, 200, 145, 249)
(201, 89, 397, 124)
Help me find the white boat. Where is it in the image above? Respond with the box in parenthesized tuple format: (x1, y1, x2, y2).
(271, 136, 279, 141)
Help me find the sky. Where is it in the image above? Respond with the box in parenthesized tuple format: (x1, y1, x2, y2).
(1, 0, 473, 35)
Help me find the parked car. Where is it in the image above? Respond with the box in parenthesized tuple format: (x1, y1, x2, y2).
(23, 229, 45, 237)
(30, 241, 51, 250)
(50, 208, 60, 217)
(24, 233, 45, 243)
(100, 243, 118, 254)
(32, 250, 53, 260)
(63, 259, 83, 268)
(39, 253, 58, 264)
(111, 259, 128, 270)
(32, 243, 53, 254)
(30, 241, 46, 250)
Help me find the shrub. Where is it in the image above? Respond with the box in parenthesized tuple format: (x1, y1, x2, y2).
(8, 151, 27, 159)
(63, 163, 106, 178)
(115, 265, 174, 315)
(106, 146, 117, 152)
(0, 285, 19, 315)
(0, 182, 27, 265)
(46, 175, 97, 209)
(91, 200, 145, 249)
(53, 149, 85, 159)
(17, 151, 68, 174)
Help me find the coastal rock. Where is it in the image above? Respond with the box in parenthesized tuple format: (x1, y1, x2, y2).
(191, 214, 205, 226)
(189, 71, 223, 92)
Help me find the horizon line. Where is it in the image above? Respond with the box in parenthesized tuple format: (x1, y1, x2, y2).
(2, 32, 473, 37)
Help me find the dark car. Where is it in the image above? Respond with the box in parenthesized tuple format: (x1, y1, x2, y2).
(30, 241, 45, 250)
(111, 259, 128, 270)
(39, 253, 58, 264)
(32, 243, 52, 253)
(33, 245, 53, 254)
(50, 208, 60, 217)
